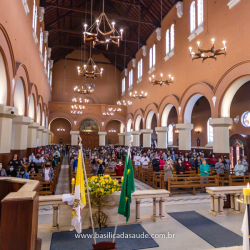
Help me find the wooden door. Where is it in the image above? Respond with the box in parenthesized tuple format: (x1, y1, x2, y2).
(80, 132, 99, 149)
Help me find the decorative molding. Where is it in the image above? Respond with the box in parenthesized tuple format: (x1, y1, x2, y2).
(39, 7, 45, 22)
(48, 48, 52, 58)
(156, 28, 162, 41)
(121, 91, 125, 97)
(176, 1, 183, 18)
(188, 32, 196, 42)
(44, 31, 49, 43)
(137, 77, 142, 84)
(188, 23, 204, 42)
(12, 79, 15, 93)
(164, 50, 174, 61)
(124, 68, 128, 76)
(212, 96, 217, 107)
(227, 0, 241, 9)
(22, 0, 30, 15)
(148, 66, 155, 74)
(128, 85, 132, 91)
(142, 45, 147, 57)
(32, 30, 38, 44)
(39, 52, 44, 62)
(50, 60, 54, 68)
(178, 106, 181, 116)
(132, 58, 136, 68)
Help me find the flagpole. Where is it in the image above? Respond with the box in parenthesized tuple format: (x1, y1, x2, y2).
(79, 136, 96, 245)
(113, 136, 133, 243)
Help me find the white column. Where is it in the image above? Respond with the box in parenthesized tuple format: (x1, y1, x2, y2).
(48, 131, 52, 145)
(27, 122, 39, 148)
(46, 130, 51, 145)
(0, 106, 18, 153)
(132, 131, 141, 147)
(176, 123, 193, 150)
(37, 126, 44, 147)
(11, 116, 32, 150)
(70, 131, 80, 146)
(209, 118, 233, 153)
(124, 132, 131, 146)
(42, 129, 49, 146)
(118, 133, 124, 145)
(98, 132, 107, 146)
(141, 129, 152, 148)
(155, 127, 168, 149)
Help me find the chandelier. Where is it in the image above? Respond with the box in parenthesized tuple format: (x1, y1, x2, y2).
(71, 110, 83, 115)
(83, 1, 123, 50)
(189, 39, 226, 62)
(117, 99, 132, 106)
(149, 74, 174, 86)
(129, 91, 147, 99)
(72, 97, 89, 104)
(108, 130, 116, 132)
(57, 128, 65, 132)
(74, 83, 95, 95)
(102, 112, 114, 116)
(77, 58, 103, 78)
(108, 108, 121, 112)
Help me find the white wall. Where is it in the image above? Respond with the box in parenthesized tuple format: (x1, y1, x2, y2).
(0, 53, 7, 105)
(14, 78, 25, 115)
(28, 95, 35, 120)
(37, 104, 41, 125)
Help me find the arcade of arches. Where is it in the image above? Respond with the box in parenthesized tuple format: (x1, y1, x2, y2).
(0, 0, 250, 166)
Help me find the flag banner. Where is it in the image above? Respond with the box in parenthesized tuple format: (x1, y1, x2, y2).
(241, 204, 250, 250)
(118, 150, 135, 222)
(72, 150, 86, 233)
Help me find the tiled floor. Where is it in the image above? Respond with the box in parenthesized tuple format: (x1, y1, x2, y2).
(38, 158, 244, 250)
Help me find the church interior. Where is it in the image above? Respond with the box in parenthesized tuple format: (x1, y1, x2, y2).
(0, 0, 250, 249)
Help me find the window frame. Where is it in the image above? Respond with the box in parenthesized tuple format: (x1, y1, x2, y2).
(207, 118, 213, 143)
(190, 1, 196, 34)
(168, 124, 173, 144)
(122, 77, 125, 96)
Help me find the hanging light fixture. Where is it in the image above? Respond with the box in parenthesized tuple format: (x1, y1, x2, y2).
(72, 97, 89, 104)
(117, 99, 132, 106)
(77, 59, 103, 78)
(57, 127, 65, 132)
(189, 39, 226, 62)
(129, 91, 147, 100)
(102, 112, 114, 116)
(73, 83, 95, 95)
(83, 0, 123, 50)
(108, 108, 121, 112)
(108, 129, 116, 132)
(71, 110, 83, 115)
(149, 74, 174, 85)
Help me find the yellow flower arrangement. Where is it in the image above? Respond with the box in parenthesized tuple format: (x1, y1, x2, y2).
(87, 175, 120, 196)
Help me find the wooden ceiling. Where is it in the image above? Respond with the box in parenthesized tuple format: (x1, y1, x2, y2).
(40, 0, 176, 71)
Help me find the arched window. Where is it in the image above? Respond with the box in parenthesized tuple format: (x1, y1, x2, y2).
(138, 58, 142, 79)
(129, 69, 133, 88)
(197, 0, 204, 27)
(50, 72, 52, 87)
(170, 24, 175, 51)
(32, 0, 37, 33)
(152, 44, 156, 67)
(168, 124, 173, 144)
(149, 48, 152, 69)
(39, 28, 43, 54)
(122, 77, 125, 95)
(44, 47, 47, 68)
(207, 118, 213, 143)
(190, 1, 196, 34)
(47, 61, 50, 78)
(166, 29, 169, 54)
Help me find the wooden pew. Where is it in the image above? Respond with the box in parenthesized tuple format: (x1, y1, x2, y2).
(229, 174, 250, 186)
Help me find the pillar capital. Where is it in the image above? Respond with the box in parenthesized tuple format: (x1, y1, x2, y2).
(118, 133, 125, 136)
(124, 132, 131, 136)
(0, 105, 18, 119)
(132, 131, 141, 135)
(141, 129, 153, 134)
(12, 116, 32, 125)
(98, 131, 107, 136)
(28, 122, 40, 129)
(70, 131, 80, 135)
(155, 127, 169, 133)
(37, 126, 45, 131)
(209, 117, 233, 127)
(42, 129, 49, 133)
(176, 123, 193, 130)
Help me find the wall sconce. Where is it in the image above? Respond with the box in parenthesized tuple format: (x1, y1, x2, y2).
(195, 128, 201, 135)
(195, 128, 201, 147)
(175, 130, 179, 134)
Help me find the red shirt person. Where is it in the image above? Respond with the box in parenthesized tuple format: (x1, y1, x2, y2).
(210, 154, 218, 167)
(115, 162, 124, 176)
(183, 158, 192, 171)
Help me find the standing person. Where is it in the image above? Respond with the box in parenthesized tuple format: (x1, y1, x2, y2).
(200, 159, 210, 192)
(140, 153, 150, 168)
(210, 154, 218, 168)
(195, 155, 202, 174)
(171, 151, 177, 164)
(164, 161, 173, 190)
(215, 158, 225, 173)
(133, 153, 142, 168)
(234, 159, 245, 176)
(152, 154, 160, 172)
(183, 157, 192, 171)
(223, 155, 231, 169)
(242, 156, 249, 173)
(175, 159, 185, 175)
(97, 160, 106, 176)
(115, 161, 124, 176)
(108, 158, 117, 171)
(190, 156, 195, 169)
(17, 167, 29, 179)
(91, 160, 99, 176)
(8, 154, 21, 171)
(0, 163, 7, 177)
(41, 162, 54, 182)
(159, 155, 165, 170)
(121, 148, 127, 162)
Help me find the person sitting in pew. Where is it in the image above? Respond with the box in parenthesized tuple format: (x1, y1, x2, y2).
(176, 159, 185, 175)
(0, 163, 7, 177)
(41, 162, 54, 182)
(28, 166, 36, 175)
(183, 157, 192, 171)
(6, 165, 17, 177)
(28, 162, 39, 173)
(17, 167, 29, 179)
(115, 161, 124, 176)
(234, 159, 245, 176)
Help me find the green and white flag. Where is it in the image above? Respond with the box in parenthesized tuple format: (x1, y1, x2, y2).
(118, 149, 135, 222)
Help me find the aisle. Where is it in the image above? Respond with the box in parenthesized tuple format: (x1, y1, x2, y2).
(55, 156, 70, 195)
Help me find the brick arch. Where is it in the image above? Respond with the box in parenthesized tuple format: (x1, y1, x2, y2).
(76, 113, 102, 131)
(126, 113, 133, 132)
(37, 96, 44, 125)
(133, 108, 144, 131)
(49, 111, 74, 129)
(158, 95, 179, 127)
(214, 60, 250, 117)
(104, 114, 126, 131)
(179, 82, 215, 123)
(144, 102, 159, 129)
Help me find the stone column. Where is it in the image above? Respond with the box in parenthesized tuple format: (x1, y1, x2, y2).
(11, 116, 32, 150)
(124, 132, 131, 146)
(155, 127, 168, 149)
(0, 106, 18, 153)
(48, 131, 52, 145)
(132, 131, 141, 147)
(52, 204, 59, 231)
(70, 131, 80, 146)
(118, 133, 124, 146)
(47, 130, 51, 145)
(141, 129, 153, 148)
(176, 123, 193, 150)
(42, 129, 49, 146)
(135, 199, 142, 222)
(98, 132, 107, 146)
(27, 122, 40, 148)
(209, 118, 233, 154)
(37, 126, 45, 147)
